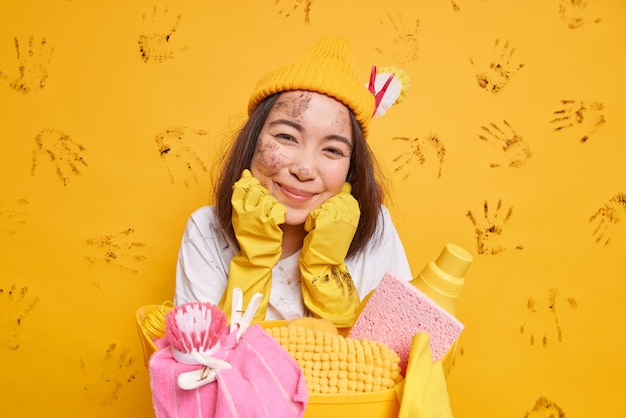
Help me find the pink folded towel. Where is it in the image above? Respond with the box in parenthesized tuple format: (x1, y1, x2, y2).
(149, 324, 308, 418)
(214, 326, 308, 417)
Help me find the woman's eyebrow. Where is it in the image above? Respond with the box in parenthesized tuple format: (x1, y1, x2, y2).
(269, 119, 303, 131)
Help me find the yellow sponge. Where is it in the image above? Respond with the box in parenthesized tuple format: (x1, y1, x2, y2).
(265, 324, 402, 394)
(287, 317, 339, 336)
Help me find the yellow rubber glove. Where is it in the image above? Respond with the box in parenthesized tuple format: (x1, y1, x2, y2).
(395, 333, 454, 418)
(299, 183, 360, 327)
(218, 169, 286, 323)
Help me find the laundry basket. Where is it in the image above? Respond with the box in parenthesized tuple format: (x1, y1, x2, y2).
(136, 304, 456, 417)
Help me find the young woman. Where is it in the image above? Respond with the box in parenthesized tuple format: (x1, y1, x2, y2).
(174, 36, 412, 327)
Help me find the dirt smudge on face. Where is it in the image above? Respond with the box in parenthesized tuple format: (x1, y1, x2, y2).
(331, 108, 351, 134)
(273, 91, 312, 119)
(252, 138, 283, 176)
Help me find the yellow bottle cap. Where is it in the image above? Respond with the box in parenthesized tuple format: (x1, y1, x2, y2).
(421, 243, 473, 296)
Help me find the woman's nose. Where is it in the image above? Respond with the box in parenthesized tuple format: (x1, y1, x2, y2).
(289, 155, 317, 181)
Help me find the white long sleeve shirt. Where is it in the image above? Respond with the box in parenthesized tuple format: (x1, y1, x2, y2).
(174, 205, 412, 320)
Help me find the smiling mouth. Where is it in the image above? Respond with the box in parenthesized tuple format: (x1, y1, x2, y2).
(278, 184, 316, 201)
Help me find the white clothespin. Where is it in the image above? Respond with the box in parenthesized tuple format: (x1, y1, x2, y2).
(230, 287, 263, 342)
(177, 352, 231, 390)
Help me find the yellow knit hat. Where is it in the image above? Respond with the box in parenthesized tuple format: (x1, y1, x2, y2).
(248, 36, 375, 137)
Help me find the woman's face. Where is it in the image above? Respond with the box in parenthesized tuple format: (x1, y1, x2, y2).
(250, 91, 353, 225)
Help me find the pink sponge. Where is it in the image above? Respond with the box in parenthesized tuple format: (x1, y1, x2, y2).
(349, 271, 464, 375)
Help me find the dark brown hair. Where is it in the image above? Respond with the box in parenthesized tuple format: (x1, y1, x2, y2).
(214, 93, 386, 258)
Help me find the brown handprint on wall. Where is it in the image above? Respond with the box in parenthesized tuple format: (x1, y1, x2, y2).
(273, 0, 313, 25)
(478, 120, 532, 168)
(0, 199, 29, 235)
(450, 0, 489, 12)
(155, 125, 209, 187)
(0, 36, 54, 94)
(589, 193, 626, 246)
(81, 343, 138, 407)
(470, 38, 524, 94)
(466, 199, 523, 255)
(558, 0, 602, 29)
(520, 288, 578, 348)
(138, 5, 187, 63)
(392, 134, 445, 180)
(550, 99, 606, 143)
(31, 128, 88, 186)
(376, 13, 420, 65)
(85, 228, 147, 274)
(0, 284, 40, 350)
(524, 397, 566, 418)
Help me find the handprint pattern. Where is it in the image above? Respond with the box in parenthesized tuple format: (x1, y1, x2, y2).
(0, 199, 29, 235)
(81, 343, 138, 407)
(450, 0, 488, 12)
(155, 125, 209, 187)
(0, 284, 40, 350)
(31, 128, 88, 186)
(478, 120, 532, 168)
(520, 288, 578, 348)
(376, 13, 420, 65)
(138, 5, 187, 63)
(85, 228, 147, 274)
(273, 0, 313, 25)
(470, 38, 524, 94)
(558, 0, 602, 29)
(0, 4, 621, 417)
(524, 397, 566, 418)
(392, 134, 446, 180)
(589, 193, 626, 246)
(466, 199, 523, 255)
(550, 99, 606, 143)
(0, 36, 54, 94)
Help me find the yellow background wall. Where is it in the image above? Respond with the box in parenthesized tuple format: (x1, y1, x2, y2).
(1, 0, 624, 416)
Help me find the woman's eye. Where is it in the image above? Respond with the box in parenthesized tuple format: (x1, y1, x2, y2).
(276, 133, 296, 142)
(324, 147, 346, 157)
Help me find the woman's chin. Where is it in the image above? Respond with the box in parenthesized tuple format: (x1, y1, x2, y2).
(283, 210, 310, 226)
